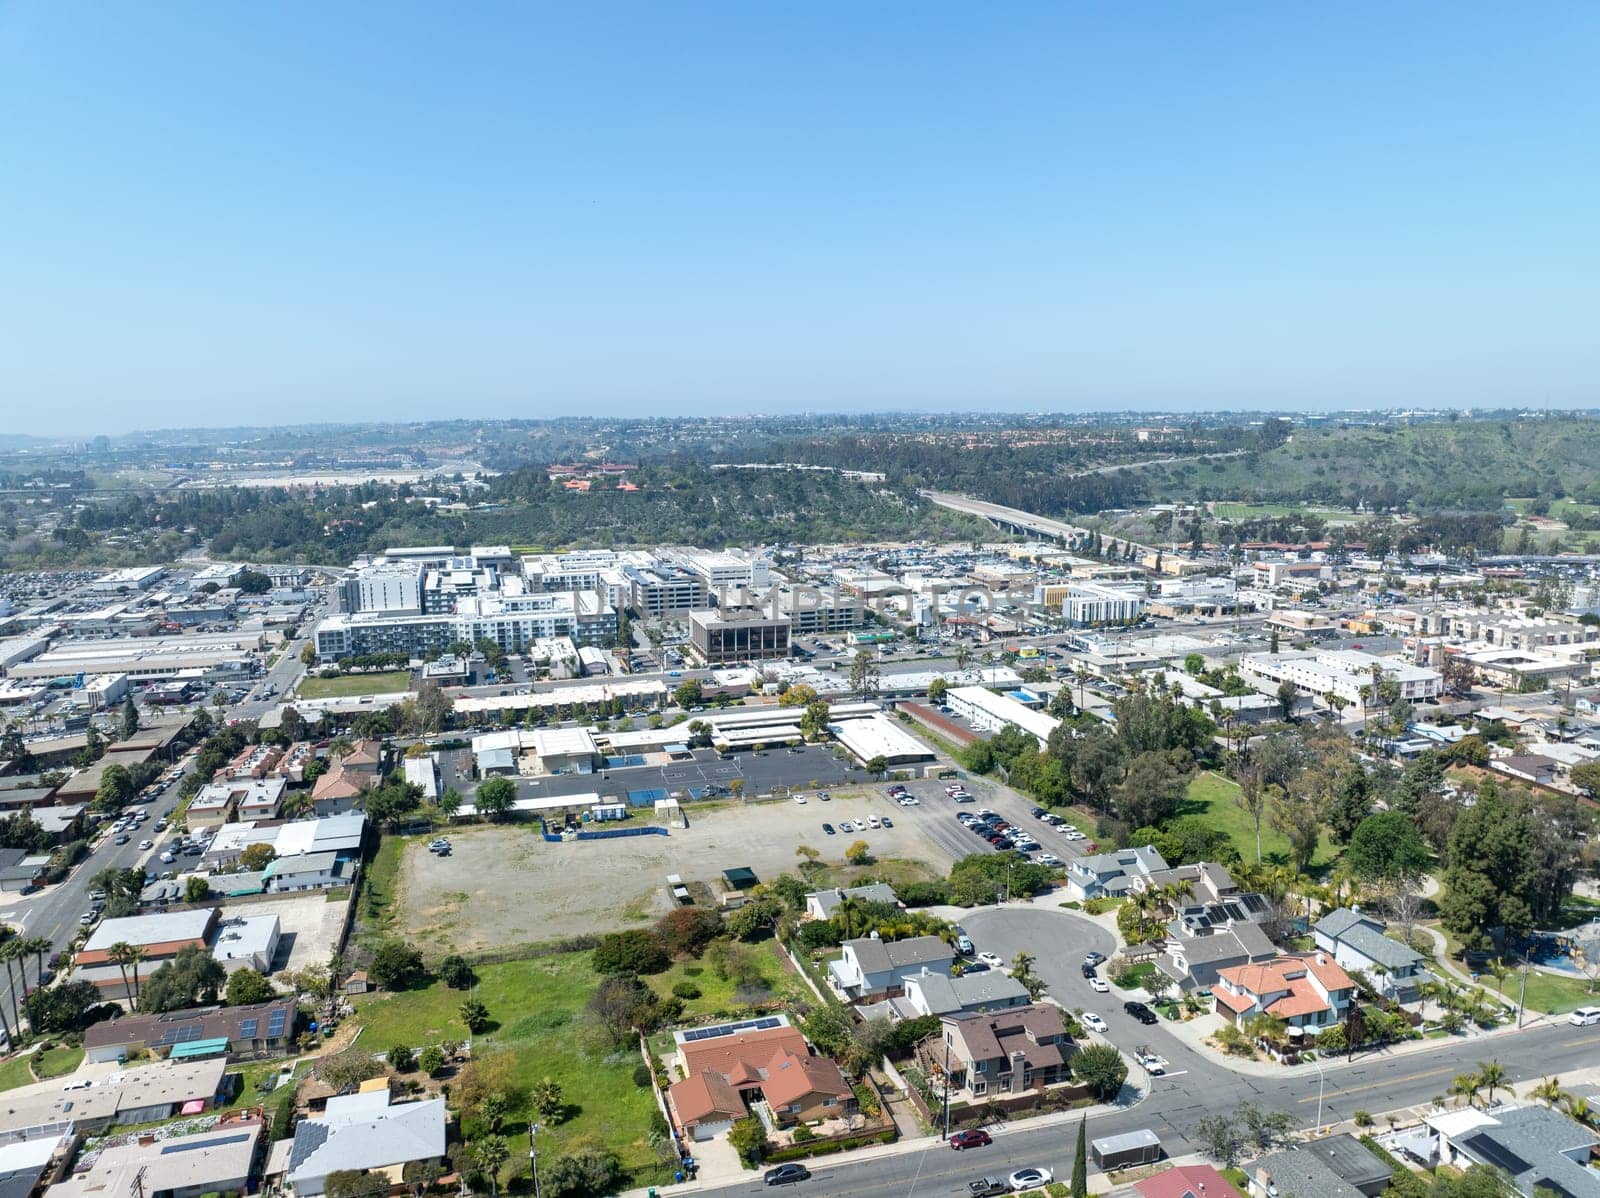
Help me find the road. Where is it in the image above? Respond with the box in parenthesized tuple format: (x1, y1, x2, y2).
(699, 1015, 1600, 1198)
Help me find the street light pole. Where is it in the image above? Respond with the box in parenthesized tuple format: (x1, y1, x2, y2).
(941, 1035, 952, 1141)
(1517, 958, 1529, 1029)
(528, 1123, 540, 1198)
(1312, 1055, 1326, 1135)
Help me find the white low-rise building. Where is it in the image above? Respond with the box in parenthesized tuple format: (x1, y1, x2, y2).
(946, 686, 1060, 747)
(1239, 649, 1441, 704)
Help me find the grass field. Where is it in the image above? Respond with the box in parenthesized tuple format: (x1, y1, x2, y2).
(353, 952, 673, 1188)
(0, 1054, 35, 1092)
(1181, 772, 1338, 873)
(0, 1043, 83, 1092)
(649, 941, 812, 1018)
(1211, 502, 1301, 519)
(297, 670, 412, 699)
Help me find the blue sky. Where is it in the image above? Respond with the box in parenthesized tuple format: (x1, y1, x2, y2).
(2, 2, 1597, 434)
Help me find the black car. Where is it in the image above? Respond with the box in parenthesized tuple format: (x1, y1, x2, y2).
(1124, 1000, 1158, 1025)
(822, 822, 836, 835)
(764, 1164, 811, 1186)
(992, 837, 1014, 851)
(1030, 806, 1046, 818)
(1081, 962, 1098, 979)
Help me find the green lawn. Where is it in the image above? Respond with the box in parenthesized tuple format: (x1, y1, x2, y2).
(0, 1054, 36, 1092)
(297, 670, 412, 699)
(1212, 502, 1301, 519)
(353, 952, 671, 1188)
(648, 941, 811, 1018)
(34, 1043, 83, 1080)
(1181, 772, 1338, 873)
(1515, 969, 1600, 1015)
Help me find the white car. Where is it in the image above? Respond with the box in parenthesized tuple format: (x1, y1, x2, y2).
(1137, 1052, 1166, 1075)
(1009, 1168, 1053, 1192)
(1036, 854, 1063, 867)
(1570, 1006, 1600, 1026)
(867, 815, 881, 828)
(1088, 977, 1110, 993)
(791, 794, 807, 805)
(978, 951, 1004, 969)
(854, 818, 870, 832)
(139, 839, 153, 850)
(1061, 828, 1086, 840)
(1081, 1012, 1108, 1033)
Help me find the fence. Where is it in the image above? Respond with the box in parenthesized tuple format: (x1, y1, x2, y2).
(538, 816, 669, 842)
(903, 1077, 1093, 1129)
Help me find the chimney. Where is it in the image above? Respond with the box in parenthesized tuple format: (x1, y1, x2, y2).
(1316, 951, 1328, 966)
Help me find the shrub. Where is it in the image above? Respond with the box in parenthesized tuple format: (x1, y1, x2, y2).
(671, 981, 702, 1000)
(418, 1046, 446, 1076)
(388, 1044, 416, 1072)
(655, 907, 724, 956)
(592, 929, 670, 976)
(632, 1063, 653, 1088)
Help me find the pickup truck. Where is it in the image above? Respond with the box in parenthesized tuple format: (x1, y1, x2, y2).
(968, 1179, 1009, 1197)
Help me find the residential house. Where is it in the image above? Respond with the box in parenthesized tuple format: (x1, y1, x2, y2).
(1424, 1103, 1600, 1198)
(918, 1004, 1075, 1101)
(803, 882, 899, 922)
(828, 934, 954, 1001)
(1313, 908, 1427, 1002)
(284, 1089, 447, 1198)
(1212, 952, 1357, 1035)
(48, 1115, 265, 1198)
(1248, 1137, 1392, 1198)
(0, 1058, 228, 1134)
(309, 766, 370, 816)
(1136, 1164, 1245, 1198)
(1156, 923, 1278, 993)
(82, 997, 297, 1063)
(1137, 860, 1240, 905)
(1065, 845, 1169, 902)
(264, 851, 356, 893)
(901, 967, 1030, 1017)
(666, 1017, 854, 1141)
(0, 848, 47, 892)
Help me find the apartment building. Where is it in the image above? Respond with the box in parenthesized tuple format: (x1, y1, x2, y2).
(1239, 649, 1441, 704)
(1063, 582, 1147, 626)
(313, 589, 615, 660)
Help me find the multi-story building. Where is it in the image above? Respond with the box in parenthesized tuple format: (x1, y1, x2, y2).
(313, 590, 616, 660)
(771, 586, 864, 634)
(1239, 649, 1441, 704)
(687, 607, 791, 665)
(625, 562, 708, 616)
(1419, 609, 1600, 651)
(946, 685, 1060, 747)
(339, 560, 425, 614)
(1063, 582, 1147, 626)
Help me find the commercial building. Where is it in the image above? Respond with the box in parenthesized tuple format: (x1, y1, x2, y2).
(687, 608, 791, 665)
(946, 686, 1060, 747)
(623, 562, 709, 616)
(1239, 649, 1442, 705)
(771, 586, 865, 634)
(338, 561, 425, 614)
(828, 713, 937, 772)
(1419, 609, 1600, 652)
(11, 633, 262, 684)
(1063, 582, 1148, 626)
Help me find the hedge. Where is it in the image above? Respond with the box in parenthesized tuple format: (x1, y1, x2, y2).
(763, 1128, 897, 1163)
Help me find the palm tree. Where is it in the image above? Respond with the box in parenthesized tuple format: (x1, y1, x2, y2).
(1450, 1071, 1482, 1108)
(1532, 1076, 1563, 1107)
(0, 937, 22, 1044)
(107, 942, 145, 1007)
(20, 937, 52, 998)
(1478, 1060, 1506, 1106)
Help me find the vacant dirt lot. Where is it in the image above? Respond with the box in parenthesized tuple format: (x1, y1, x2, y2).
(395, 787, 960, 952)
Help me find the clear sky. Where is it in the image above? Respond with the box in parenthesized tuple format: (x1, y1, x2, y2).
(2, 3, 1597, 434)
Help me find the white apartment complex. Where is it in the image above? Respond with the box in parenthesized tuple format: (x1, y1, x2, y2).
(1239, 649, 1441, 704)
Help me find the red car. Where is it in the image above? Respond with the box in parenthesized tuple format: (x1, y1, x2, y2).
(950, 1129, 992, 1151)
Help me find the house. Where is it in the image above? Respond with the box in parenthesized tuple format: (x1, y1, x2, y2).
(1136, 1163, 1245, 1198)
(48, 1115, 265, 1198)
(918, 1004, 1075, 1101)
(284, 1089, 447, 1197)
(1155, 923, 1278, 992)
(1424, 1103, 1600, 1198)
(0, 847, 47, 892)
(804, 882, 899, 922)
(82, 997, 297, 1063)
(1313, 908, 1427, 1002)
(0, 1057, 228, 1134)
(1213, 952, 1356, 1035)
(1249, 1137, 1392, 1198)
(264, 850, 356, 893)
(1492, 755, 1559, 787)
(666, 1016, 854, 1141)
(1137, 860, 1240, 905)
(309, 764, 370, 816)
(0, 1131, 71, 1198)
(1065, 845, 1169, 902)
(828, 934, 954, 1001)
(901, 966, 1030, 1017)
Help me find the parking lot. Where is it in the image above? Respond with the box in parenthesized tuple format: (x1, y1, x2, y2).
(395, 787, 963, 951)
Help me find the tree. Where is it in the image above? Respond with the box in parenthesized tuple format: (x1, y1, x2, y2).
(530, 1076, 564, 1122)
(107, 942, 146, 1006)
(474, 776, 517, 821)
(1269, 789, 1323, 874)
(418, 1045, 446, 1076)
(225, 968, 275, 1006)
(1346, 812, 1430, 891)
(403, 1161, 442, 1198)
(325, 1172, 391, 1198)
(94, 763, 135, 812)
(849, 649, 881, 697)
(369, 940, 427, 990)
(1115, 750, 1191, 828)
(672, 679, 703, 709)
(864, 755, 888, 779)
(1071, 1116, 1088, 1198)
(439, 953, 475, 989)
(779, 683, 818, 708)
(541, 1147, 625, 1198)
(1275, 679, 1297, 722)
(927, 677, 949, 704)
(472, 1136, 510, 1198)
(459, 998, 491, 1033)
(1193, 1101, 1294, 1168)
(24, 979, 104, 1034)
(1071, 1043, 1128, 1100)
(725, 894, 783, 941)
(120, 696, 140, 740)
(139, 944, 226, 1013)
(1328, 765, 1372, 844)
(316, 1048, 386, 1090)
(593, 928, 671, 975)
(1571, 761, 1600, 801)
(435, 787, 462, 820)
(584, 974, 679, 1046)
(728, 1115, 770, 1166)
(1439, 781, 1538, 949)
(239, 841, 277, 872)
(1477, 1060, 1506, 1105)
(236, 569, 272, 594)
(845, 839, 872, 865)
(185, 875, 212, 902)
(389, 1043, 416, 1072)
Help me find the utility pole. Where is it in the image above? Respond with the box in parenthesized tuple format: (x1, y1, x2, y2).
(940, 1035, 952, 1141)
(1517, 958, 1529, 1029)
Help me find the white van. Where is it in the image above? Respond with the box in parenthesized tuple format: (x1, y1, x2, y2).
(1569, 1006, 1600, 1026)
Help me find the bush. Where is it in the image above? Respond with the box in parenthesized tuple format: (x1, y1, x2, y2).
(368, 940, 426, 990)
(438, 954, 475, 990)
(388, 1044, 416, 1072)
(632, 1063, 653, 1088)
(592, 929, 670, 975)
(671, 981, 702, 1000)
(655, 907, 724, 956)
(418, 1046, 446, 1076)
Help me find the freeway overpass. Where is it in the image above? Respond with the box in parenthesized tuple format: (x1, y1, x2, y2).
(921, 490, 1155, 559)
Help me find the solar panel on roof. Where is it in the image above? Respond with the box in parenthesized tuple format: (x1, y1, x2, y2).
(267, 1010, 287, 1036)
(239, 1019, 258, 1039)
(170, 1024, 203, 1044)
(160, 1132, 253, 1155)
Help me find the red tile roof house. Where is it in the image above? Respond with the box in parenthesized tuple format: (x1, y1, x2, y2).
(1212, 952, 1357, 1036)
(1136, 1164, 1245, 1198)
(666, 1021, 855, 1141)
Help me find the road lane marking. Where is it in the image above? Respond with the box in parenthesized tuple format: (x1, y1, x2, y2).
(1296, 1064, 1454, 1102)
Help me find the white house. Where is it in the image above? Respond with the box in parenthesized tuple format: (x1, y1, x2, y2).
(828, 934, 954, 1001)
(1312, 908, 1427, 1002)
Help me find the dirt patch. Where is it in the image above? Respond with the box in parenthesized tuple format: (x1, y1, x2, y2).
(395, 787, 961, 951)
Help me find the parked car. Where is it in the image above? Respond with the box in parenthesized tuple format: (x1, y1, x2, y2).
(978, 951, 1004, 968)
(763, 1164, 811, 1186)
(968, 1179, 1009, 1197)
(1009, 1168, 1054, 1192)
(822, 823, 836, 836)
(1088, 976, 1110, 993)
(1084, 951, 1107, 967)
(867, 815, 881, 828)
(1081, 1012, 1108, 1033)
(79, 912, 97, 925)
(1124, 1000, 1157, 1024)
(792, 793, 807, 805)
(955, 934, 974, 955)
(950, 1129, 993, 1150)
(139, 839, 153, 850)
(881, 816, 893, 828)
(1571, 1007, 1600, 1026)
